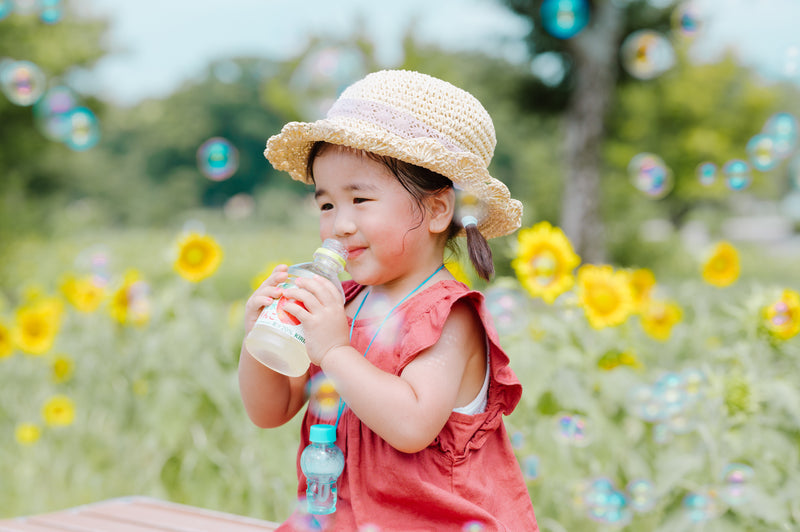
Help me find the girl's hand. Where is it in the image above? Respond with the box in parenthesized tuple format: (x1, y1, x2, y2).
(280, 275, 350, 366)
(243, 264, 288, 334)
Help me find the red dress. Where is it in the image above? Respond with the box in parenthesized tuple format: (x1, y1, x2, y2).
(276, 280, 538, 531)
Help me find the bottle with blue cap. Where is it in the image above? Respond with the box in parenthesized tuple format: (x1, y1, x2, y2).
(300, 424, 345, 514)
(245, 239, 348, 377)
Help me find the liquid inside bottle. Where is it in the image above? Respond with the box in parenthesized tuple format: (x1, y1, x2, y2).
(300, 424, 344, 515)
(244, 239, 347, 377)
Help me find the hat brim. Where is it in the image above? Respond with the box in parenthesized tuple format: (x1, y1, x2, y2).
(265, 117, 522, 240)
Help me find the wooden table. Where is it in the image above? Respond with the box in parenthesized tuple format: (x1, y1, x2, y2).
(0, 497, 279, 531)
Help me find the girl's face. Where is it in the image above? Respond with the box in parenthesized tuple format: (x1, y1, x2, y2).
(312, 147, 435, 287)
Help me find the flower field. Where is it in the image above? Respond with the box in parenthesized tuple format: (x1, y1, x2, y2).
(1, 214, 799, 531)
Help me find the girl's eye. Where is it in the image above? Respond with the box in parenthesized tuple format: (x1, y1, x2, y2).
(353, 197, 369, 204)
(319, 203, 333, 211)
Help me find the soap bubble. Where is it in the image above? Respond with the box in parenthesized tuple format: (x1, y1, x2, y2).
(682, 489, 722, 522)
(223, 193, 255, 220)
(197, 137, 238, 181)
(672, 1, 704, 38)
(455, 186, 489, 227)
(75, 245, 112, 287)
(484, 286, 529, 335)
(510, 430, 525, 449)
(39, 0, 63, 24)
(720, 462, 754, 506)
(628, 383, 664, 422)
(722, 159, 752, 190)
(290, 46, 367, 119)
(746, 133, 779, 171)
(553, 413, 591, 446)
(64, 106, 100, 151)
(621, 30, 675, 80)
(627, 479, 657, 512)
(540, 0, 590, 40)
(522, 455, 540, 480)
(462, 521, 486, 532)
(0, 59, 46, 106)
(763, 112, 798, 159)
(0, 0, 12, 20)
(580, 478, 632, 526)
(628, 153, 673, 199)
(696, 162, 717, 186)
(33, 85, 78, 141)
(307, 372, 340, 422)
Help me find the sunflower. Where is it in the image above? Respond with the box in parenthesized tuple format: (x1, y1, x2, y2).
(445, 260, 472, 287)
(639, 298, 683, 341)
(577, 264, 635, 329)
(702, 241, 740, 287)
(109, 270, 150, 326)
(250, 260, 287, 291)
(512, 221, 581, 304)
(0, 321, 14, 358)
(762, 289, 800, 340)
(627, 268, 656, 312)
(51, 354, 75, 383)
(174, 232, 223, 282)
(60, 273, 105, 312)
(42, 395, 75, 427)
(13, 298, 64, 356)
(15, 423, 41, 446)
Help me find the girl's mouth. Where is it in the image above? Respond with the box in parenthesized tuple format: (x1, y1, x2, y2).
(347, 247, 365, 259)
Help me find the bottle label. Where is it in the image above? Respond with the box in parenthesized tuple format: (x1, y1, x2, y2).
(255, 291, 306, 345)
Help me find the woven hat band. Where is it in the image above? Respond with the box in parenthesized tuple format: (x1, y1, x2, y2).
(327, 97, 466, 154)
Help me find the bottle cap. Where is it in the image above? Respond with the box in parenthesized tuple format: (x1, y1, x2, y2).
(314, 239, 347, 268)
(309, 424, 337, 444)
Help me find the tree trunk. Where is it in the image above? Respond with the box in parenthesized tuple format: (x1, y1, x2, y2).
(560, 3, 622, 264)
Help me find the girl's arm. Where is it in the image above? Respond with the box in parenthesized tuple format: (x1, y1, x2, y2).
(282, 275, 484, 453)
(238, 265, 309, 428)
(321, 301, 483, 453)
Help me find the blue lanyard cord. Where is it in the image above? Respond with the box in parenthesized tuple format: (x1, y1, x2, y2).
(333, 264, 445, 429)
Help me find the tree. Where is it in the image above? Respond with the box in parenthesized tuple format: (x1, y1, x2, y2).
(501, 0, 678, 263)
(0, 2, 108, 244)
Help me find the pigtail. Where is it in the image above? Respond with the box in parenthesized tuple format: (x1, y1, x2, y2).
(462, 216, 494, 281)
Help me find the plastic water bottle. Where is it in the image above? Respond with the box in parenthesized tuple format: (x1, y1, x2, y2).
(244, 239, 347, 377)
(300, 424, 345, 515)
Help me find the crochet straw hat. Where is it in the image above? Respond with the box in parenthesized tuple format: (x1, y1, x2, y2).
(264, 69, 523, 239)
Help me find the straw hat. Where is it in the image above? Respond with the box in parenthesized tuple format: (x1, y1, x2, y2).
(264, 69, 523, 239)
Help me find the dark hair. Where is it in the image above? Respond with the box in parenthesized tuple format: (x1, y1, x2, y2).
(306, 141, 494, 281)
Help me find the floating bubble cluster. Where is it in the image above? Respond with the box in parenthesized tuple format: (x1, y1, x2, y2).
(576, 477, 632, 526)
(628, 152, 673, 199)
(682, 489, 722, 522)
(540, 0, 590, 40)
(553, 412, 591, 446)
(620, 30, 675, 80)
(196, 137, 239, 181)
(722, 159, 752, 190)
(0, 59, 46, 106)
(627, 368, 707, 439)
(696, 161, 717, 186)
(762, 112, 798, 159)
(0, 0, 62, 22)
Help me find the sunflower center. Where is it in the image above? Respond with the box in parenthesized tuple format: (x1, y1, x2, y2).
(589, 285, 619, 314)
(531, 251, 558, 286)
(185, 245, 207, 266)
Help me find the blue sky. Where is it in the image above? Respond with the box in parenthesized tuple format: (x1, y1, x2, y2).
(75, 0, 800, 107)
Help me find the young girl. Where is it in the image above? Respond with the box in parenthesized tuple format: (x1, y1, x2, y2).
(239, 70, 538, 531)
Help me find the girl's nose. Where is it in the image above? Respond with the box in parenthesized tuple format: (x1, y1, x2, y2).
(333, 212, 356, 237)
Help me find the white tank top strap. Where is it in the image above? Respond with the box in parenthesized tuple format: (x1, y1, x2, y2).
(452, 339, 490, 415)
